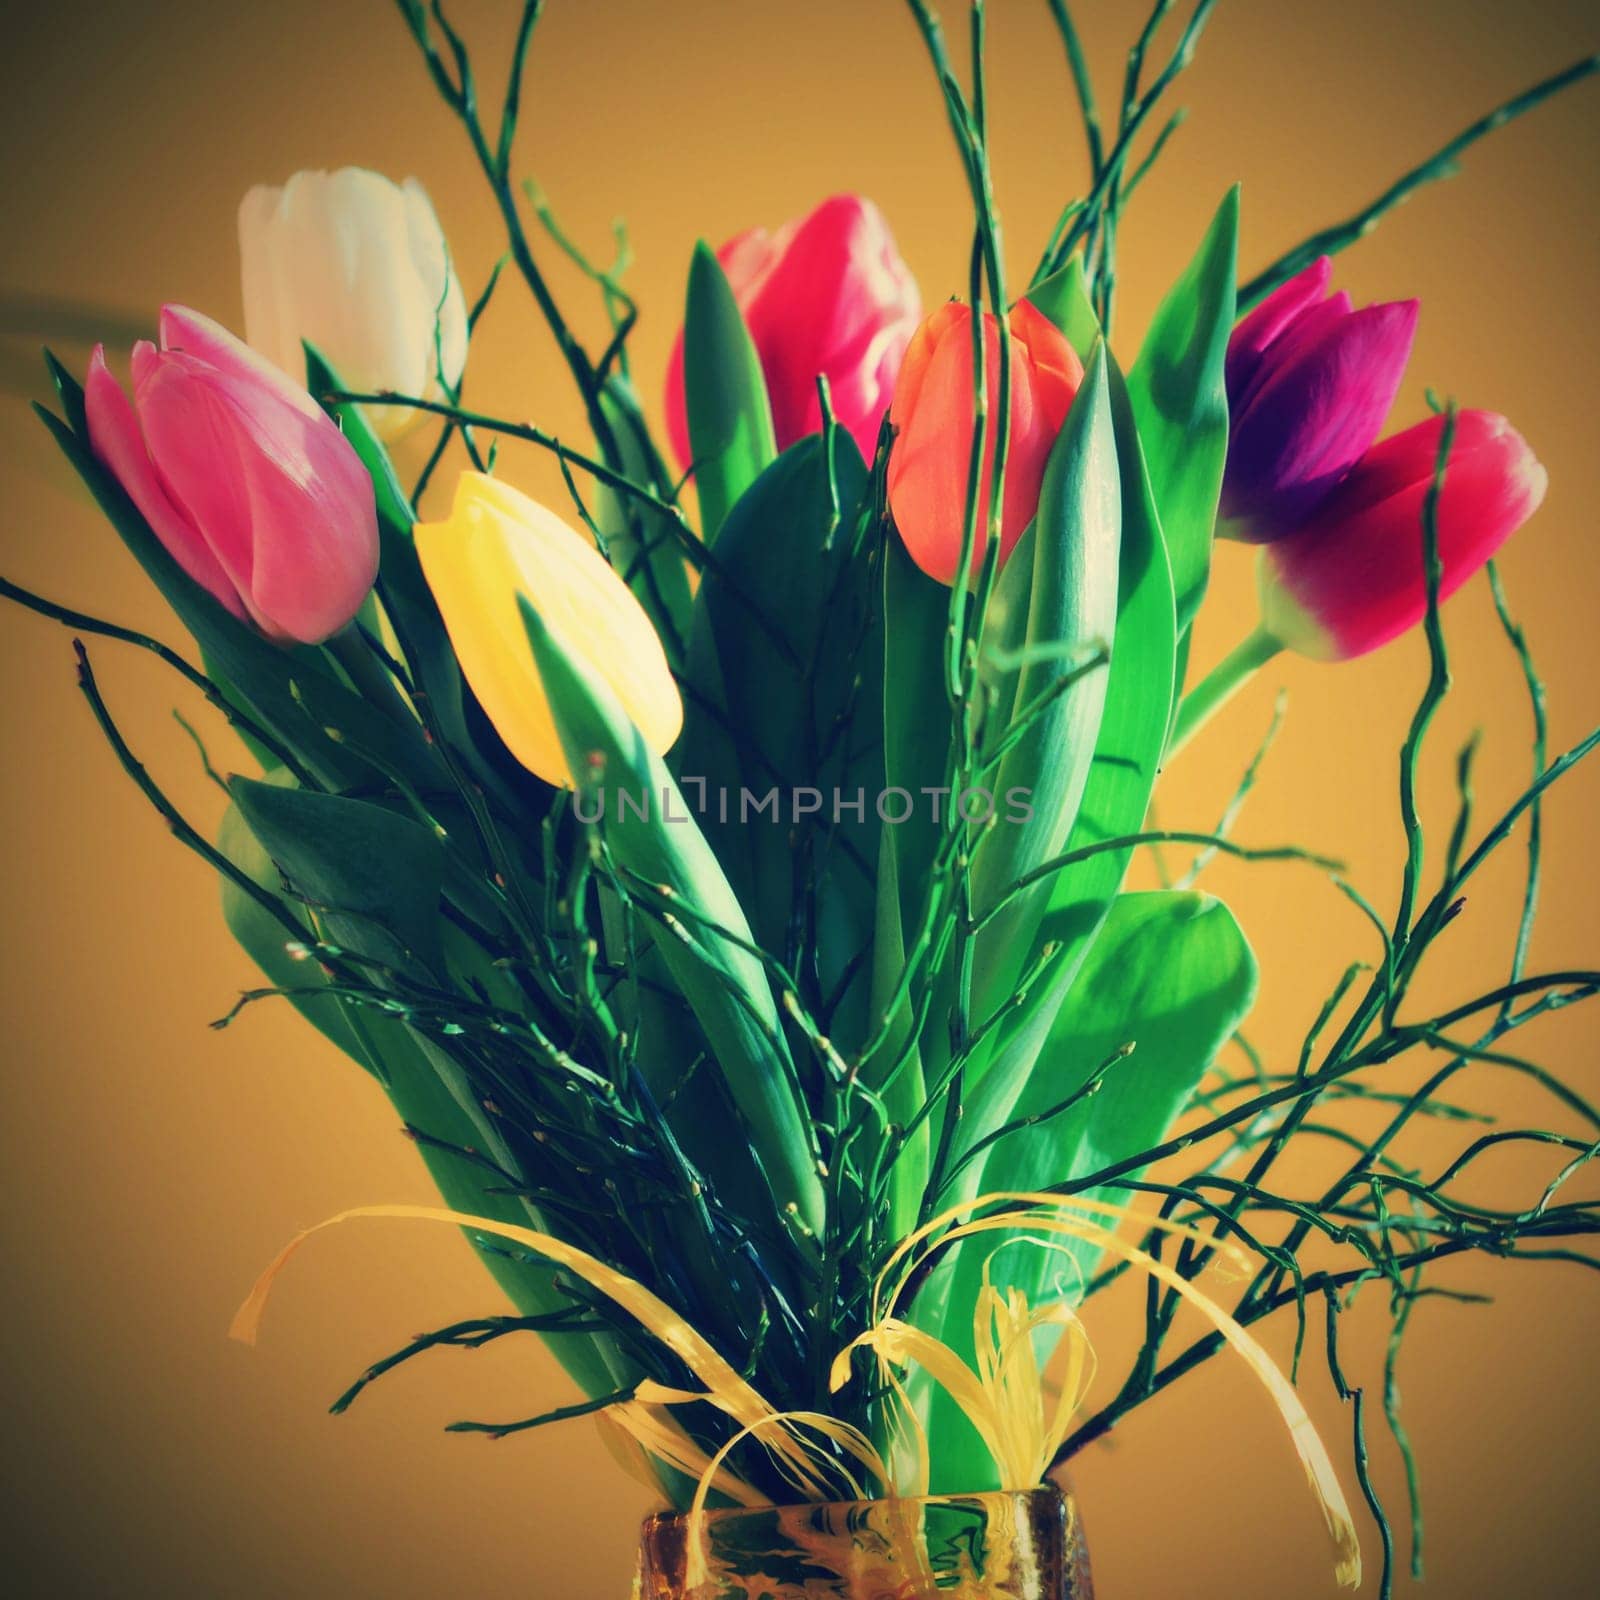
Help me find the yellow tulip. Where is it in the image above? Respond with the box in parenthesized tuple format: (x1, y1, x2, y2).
(414, 471, 682, 786)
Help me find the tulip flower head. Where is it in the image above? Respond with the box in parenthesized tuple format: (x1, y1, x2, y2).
(1259, 409, 1547, 661)
(1221, 256, 1419, 543)
(886, 298, 1084, 587)
(239, 167, 468, 441)
(415, 473, 682, 787)
(665, 193, 921, 467)
(85, 305, 380, 645)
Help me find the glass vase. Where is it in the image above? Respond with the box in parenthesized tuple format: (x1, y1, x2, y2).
(634, 1485, 1092, 1600)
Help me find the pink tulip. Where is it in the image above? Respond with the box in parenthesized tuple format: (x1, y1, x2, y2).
(664, 194, 921, 467)
(85, 305, 379, 645)
(1260, 409, 1547, 660)
(1221, 257, 1419, 543)
(886, 298, 1084, 586)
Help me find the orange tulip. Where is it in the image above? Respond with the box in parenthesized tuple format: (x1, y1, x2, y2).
(886, 298, 1083, 586)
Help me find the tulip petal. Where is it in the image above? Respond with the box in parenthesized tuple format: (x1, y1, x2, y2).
(887, 302, 1081, 587)
(402, 176, 469, 392)
(84, 344, 249, 621)
(1223, 298, 1419, 538)
(1224, 255, 1331, 400)
(135, 346, 378, 644)
(1261, 409, 1547, 660)
(159, 304, 325, 421)
(415, 473, 681, 786)
(237, 168, 467, 442)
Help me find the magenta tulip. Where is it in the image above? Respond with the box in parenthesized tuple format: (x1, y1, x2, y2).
(85, 305, 379, 645)
(664, 194, 921, 467)
(1260, 409, 1547, 661)
(1221, 257, 1418, 543)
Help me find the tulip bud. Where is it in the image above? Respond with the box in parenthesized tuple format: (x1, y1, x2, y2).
(1221, 256, 1418, 543)
(85, 305, 380, 645)
(886, 298, 1084, 586)
(414, 472, 682, 786)
(239, 167, 468, 441)
(664, 194, 921, 467)
(1260, 409, 1547, 661)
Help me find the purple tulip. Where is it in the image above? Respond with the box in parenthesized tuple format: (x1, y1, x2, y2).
(1220, 257, 1419, 543)
(86, 305, 379, 645)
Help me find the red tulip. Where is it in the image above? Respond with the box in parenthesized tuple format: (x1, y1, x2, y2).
(85, 305, 379, 645)
(1260, 409, 1547, 660)
(664, 194, 920, 467)
(886, 298, 1084, 586)
(1222, 257, 1419, 543)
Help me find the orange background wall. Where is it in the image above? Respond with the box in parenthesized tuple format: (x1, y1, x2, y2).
(1, 2, 1596, 1595)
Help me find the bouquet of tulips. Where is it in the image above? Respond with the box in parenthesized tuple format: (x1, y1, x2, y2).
(8, 3, 1598, 1591)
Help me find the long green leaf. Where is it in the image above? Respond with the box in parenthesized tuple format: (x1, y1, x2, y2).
(219, 780, 625, 1400)
(921, 890, 1256, 1493)
(869, 535, 954, 1234)
(971, 343, 1120, 1017)
(594, 376, 694, 664)
(980, 890, 1258, 1272)
(1125, 185, 1237, 634)
(683, 242, 777, 542)
(229, 778, 447, 977)
(678, 430, 879, 1045)
(518, 595, 824, 1246)
(909, 336, 1176, 1469)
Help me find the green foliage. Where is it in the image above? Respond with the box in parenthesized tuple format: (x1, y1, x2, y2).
(518, 594, 825, 1246)
(1024, 256, 1100, 357)
(229, 778, 447, 977)
(682, 242, 778, 543)
(970, 344, 1120, 1018)
(593, 377, 694, 661)
(984, 891, 1257, 1279)
(1125, 185, 1237, 638)
(921, 889, 1256, 1493)
(218, 778, 627, 1402)
(677, 429, 881, 1047)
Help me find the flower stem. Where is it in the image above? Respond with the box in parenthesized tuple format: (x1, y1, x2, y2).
(1167, 625, 1283, 760)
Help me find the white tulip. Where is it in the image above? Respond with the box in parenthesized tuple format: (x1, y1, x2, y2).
(238, 167, 468, 442)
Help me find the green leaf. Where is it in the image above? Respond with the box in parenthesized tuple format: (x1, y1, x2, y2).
(1024, 256, 1101, 360)
(982, 889, 1257, 1257)
(1015, 357, 1178, 1004)
(683, 242, 777, 543)
(677, 430, 879, 1045)
(218, 781, 626, 1401)
(218, 784, 377, 1073)
(1125, 185, 1237, 633)
(593, 375, 694, 665)
(956, 350, 1175, 1155)
(228, 778, 446, 978)
(908, 348, 1176, 1472)
(877, 535, 955, 971)
(866, 533, 953, 1233)
(518, 594, 824, 1246)
(923, 890, 1256, 1494)
(971, 343, 1121, 1018)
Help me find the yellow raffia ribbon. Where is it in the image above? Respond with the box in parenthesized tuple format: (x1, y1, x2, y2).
(232, 1194, 1360, 1590)
(230, 1203, 887, 1588)
(832, 1192, 1362, 1589)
